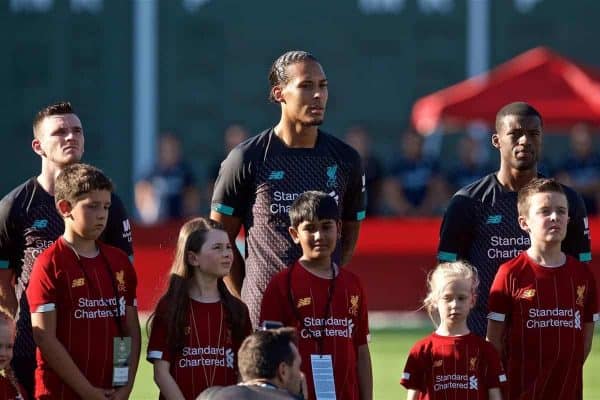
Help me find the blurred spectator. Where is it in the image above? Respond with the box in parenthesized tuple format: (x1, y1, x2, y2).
(344, 125, 384, 216)
(383, 129, 449, 216)
(446, 134, 493, 193)
(134, 132, 199, 224)
(206, 123, 250, 203)
(555, 124, 600, 215)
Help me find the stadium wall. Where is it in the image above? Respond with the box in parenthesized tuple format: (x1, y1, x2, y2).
(133, 218, 600, 313)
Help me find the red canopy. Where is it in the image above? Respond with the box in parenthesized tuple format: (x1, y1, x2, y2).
(411, 47, 600, 133)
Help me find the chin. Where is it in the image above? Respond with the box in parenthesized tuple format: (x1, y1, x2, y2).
(303, 119, 324, 127)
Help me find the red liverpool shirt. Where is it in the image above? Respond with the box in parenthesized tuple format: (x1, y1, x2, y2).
(401, 332, 505, 399)
(488, 252, 598, 399)
(0, 373, 26, 399)
(26, 238, 137, 399)
(260, 262, 370, 400)
(147, 299, 251, 400)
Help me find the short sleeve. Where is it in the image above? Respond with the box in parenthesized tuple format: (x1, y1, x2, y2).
(101, 193, 133, 258)
(211, 146, 253, 219)
(400, 342, 426, 392)
(341, 150, 366, 221)
(487, 264, 512, 322)
(147, 313, 172, 363)
(483, 341, 507, 389)
(259, 273, 287, 326)
(26, 252, 57, 313)
(437, 194, 476, 262)
(562, 189, 592, 262)
(584, 271, 598, 323)
(354, 280, 370, 347)
(124, 256, 138, 307)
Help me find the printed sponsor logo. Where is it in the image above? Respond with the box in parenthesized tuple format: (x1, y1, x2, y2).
(469, 376, 478, 390)
(179, 346, 235, 369)
(300, 317, 354, 339)
(297, 297, 311, 308)
(268, 170, 285, 180)
(487, 235, 529, 260)
(520, 289, 536, 299)
(361, 174, 366, 192)
(74, 296, 126, 319)
(122, 219, 132, 243)
(72, 278, 85, 288)
(434, 373, 477, 391)
(31, 219, 48, 229)
(526, 308, 581, 330)
(486, 215, 502, 224)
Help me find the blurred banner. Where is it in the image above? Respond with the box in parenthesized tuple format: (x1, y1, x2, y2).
(133, 218, 600, 312)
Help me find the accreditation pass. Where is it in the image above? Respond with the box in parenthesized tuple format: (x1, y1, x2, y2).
(311, 354, 336, 400)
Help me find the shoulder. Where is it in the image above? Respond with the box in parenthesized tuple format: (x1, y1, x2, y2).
(453, 173, 499, 202)
(34, 240, 63, 270)
(98, 242, 133, 270)
(560, 183, 586, 208)
(409, 333, 436, 354)
(228, 129, 273, 162)
(338, 268, 364, 288)
(319, 131, 361, 161)
(0, 178, 37, 214)
(498, 252, 528, 275)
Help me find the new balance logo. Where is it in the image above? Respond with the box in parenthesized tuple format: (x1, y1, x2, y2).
(31, 219, 48, 229)
(72, 278, 85, 288)
(297, 297, 311, 308)
(520, 289, 536, 299)
(268, 171, 285, 180)
(486, 215, 502, 224)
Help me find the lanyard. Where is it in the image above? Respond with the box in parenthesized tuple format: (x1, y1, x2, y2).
(287, 262, 336, 354)
(67, 240, 125, 338)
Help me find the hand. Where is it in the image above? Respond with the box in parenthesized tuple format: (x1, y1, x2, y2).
(109, 385, 133, 400)
(300, 372, 309, 400)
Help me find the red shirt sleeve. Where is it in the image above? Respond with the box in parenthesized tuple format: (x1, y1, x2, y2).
(487, 263, 513, 322)
(259, 272, 287, 326)
(354, 280, 370, 348)
(400, 340, 426, 392)
(147, 313, 173, 363)
(482, 340, 507, 389)
(124, 256, 137, 307)
(26, 250, 57, 313)
(584, 269, 598, 323)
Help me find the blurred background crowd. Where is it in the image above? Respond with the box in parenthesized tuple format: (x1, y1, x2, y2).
(2, 0, 600, 223)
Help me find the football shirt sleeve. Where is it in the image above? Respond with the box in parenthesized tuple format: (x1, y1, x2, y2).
(259, 275, 286, 326)
(211, 146, 252, 219)
(26, 254, 57, 313)
(563, 190, 592, 262)
(0, 194, 15, 270)
(438, 194, 475, 262)
(400, 342, 426, 392)
(102, 193, 134, 258)
(147, 314, 172, 363)
(354, 282, 370, 347)
(584, 272, 599, 323)
(487, 264, 512, 322)
(483, 341, 507, 388)
(341, 151, 366, 222)
(125, 256, 138, 307)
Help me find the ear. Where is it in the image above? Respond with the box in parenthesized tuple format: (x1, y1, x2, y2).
(56, 199, 73, 218)
(289, 226, 300, 244)
(32, 138, 46, 157)
(518, 215, 530, 233)
(491, 133, 500, 149)
(277, 360, 289, 383)
(186, 250, 200, 267)
(272, 85, 285, 104)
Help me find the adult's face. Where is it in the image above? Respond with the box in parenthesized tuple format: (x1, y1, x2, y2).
(278, 60, 328, 127)
(492, 114, 542, 172)
(32, 114, 84, 166)
(280, 342, 303, 396)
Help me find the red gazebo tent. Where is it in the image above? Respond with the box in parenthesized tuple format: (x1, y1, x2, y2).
(411, 47, 600, 133)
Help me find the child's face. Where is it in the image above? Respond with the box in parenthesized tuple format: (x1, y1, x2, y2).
(436, 279, 475, 326)
(0, 323, 15, 369)
(189, 229, 233, 278)
(63, 190, 111, 241)
(519, 192, 568, 245)
(289, 218, 338, 261)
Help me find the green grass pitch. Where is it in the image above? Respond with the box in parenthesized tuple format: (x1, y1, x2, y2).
(130, 327, 600, 399)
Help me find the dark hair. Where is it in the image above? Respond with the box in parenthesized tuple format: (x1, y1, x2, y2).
(147, 217, 248, 352)
(268, 50, 319, 103)
(54, 163, 113, 206)
(517, 178, 566, 217)
(237, 327, 298, 381)
(495, 101, 543, 132)
(289, 191, 340, 228)
(33, 101, 75, 137)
